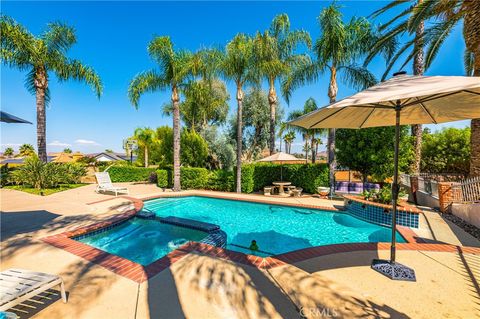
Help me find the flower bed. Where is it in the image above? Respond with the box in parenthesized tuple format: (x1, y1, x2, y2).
(344, 195, 420, 228)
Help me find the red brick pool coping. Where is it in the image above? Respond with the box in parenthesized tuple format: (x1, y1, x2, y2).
(42, 194, 480, 283)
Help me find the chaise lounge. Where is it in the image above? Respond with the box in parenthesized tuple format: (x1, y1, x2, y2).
(0, 269, 67, 312)
(95, 172, 129, 196)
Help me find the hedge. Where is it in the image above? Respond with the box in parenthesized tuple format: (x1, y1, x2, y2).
(106, 166, 156, 182)
(180, 167, 210, 189)
(156, 169, 168, 188)
(154, 163, 328, 194)
(236, 163, 329, 194)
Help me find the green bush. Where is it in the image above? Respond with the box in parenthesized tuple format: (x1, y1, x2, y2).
(107, 166, 156, 182)
(235, 163, 329, 194)
(206, 170, 234, 192)
(156, 169, 169, 188)
(9, 156, 87, 189)
(180, 167, 210, 189)
(1, 165, 9, 186)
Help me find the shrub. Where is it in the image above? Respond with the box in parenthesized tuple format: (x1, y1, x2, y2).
(180, 167, 210, 189)
(156, 169, 168, 188)
(9, 156, 87, 189)
(1, 165, 9, 186)
(106, 166, 156, 182)
(206, 170, 234, 192)
(235, 163, 329, 194)
(63, 163, 87, 183)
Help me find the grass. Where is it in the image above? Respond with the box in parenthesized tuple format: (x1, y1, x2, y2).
(4, 184, 86, 196)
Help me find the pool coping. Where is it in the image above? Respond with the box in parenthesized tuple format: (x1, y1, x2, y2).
(42, 193, 480, 283)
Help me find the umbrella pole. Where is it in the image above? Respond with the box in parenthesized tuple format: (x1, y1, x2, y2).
(371, 100, 416, 281)
(390, 104, 400, 263)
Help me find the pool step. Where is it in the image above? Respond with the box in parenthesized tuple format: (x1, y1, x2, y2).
(160, 216, 220, 233)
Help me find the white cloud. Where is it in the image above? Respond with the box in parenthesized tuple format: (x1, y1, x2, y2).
(1, 143, 22, 147)
(75, 139, 100, 146)
(48, 140, 71, 147)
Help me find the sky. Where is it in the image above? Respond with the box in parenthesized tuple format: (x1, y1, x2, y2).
(0, 1, 471, 154)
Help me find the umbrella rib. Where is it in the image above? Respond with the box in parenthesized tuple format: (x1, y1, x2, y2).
(463, 90, 480, 96)
(359, 107, 376, 128)
(415, 97, 437, 124)
(307, 106, 349, 129)
(403, 91, 465, 107)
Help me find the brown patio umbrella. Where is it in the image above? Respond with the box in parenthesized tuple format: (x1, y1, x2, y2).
(289, 72, 480, 281)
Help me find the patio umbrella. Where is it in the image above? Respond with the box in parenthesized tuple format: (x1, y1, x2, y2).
(289, 72, 480, 281)
(0, 111, 32, 124)
(257, 152, 301, 180)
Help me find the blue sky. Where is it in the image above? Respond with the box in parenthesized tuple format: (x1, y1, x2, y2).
(0, 1, 470, 154)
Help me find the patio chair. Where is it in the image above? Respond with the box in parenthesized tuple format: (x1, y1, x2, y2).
(291, 187, 303, 197)
(263, 186, 273, 196)
(0, 268, 67, 312)
(286, 185, 296, 195)
(95, 172, 129, 196)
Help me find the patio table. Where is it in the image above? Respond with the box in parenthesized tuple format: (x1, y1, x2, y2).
(272, 181, 291, 196)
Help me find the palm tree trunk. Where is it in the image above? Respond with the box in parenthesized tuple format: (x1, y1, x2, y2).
(310, 133, 316, 163)
(411, 0, 425, 175)
(327, 66, 338, 194)
(144, 146, 148, 168)
(268, 80, 277, 155)
(464, 0, 480, 176)
(304, 139, 308, 164)
(172, 87, 181, 191)
(34, 68, 48, 163)
(236, 86, 244, 193)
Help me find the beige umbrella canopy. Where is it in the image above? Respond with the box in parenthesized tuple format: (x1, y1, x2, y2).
(290, 74, 480, 129)
(257, 152, 303, 180)
(289, 73, 480, 281)
(257, 152, 303, 163)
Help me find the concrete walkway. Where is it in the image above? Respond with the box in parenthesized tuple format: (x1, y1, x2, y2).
(1, 184, 479, 318)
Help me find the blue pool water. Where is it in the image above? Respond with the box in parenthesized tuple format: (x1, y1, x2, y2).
(143, 196, 405, 256)
(77, 218, 208, 265)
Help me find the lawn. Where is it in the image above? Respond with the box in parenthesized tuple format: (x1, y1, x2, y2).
(4, 184, 86, 196)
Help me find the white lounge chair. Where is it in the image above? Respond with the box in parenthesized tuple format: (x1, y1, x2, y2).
(95, 172, 129, 196)
(0, 268, 67, 312)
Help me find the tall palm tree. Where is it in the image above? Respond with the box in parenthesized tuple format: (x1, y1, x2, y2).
(1, 16, 103, 162)
(287, 98, 324, 163)
(221, 34, 258, 193)
(255, 14, 311, 155)
(283, 131, 296, 154)
(367, 0, 427, 175)
(128, 36, 194, 191)
(369, 0, 480, 176)
(283, 4, 393, 193)
(134, 127, 155, 167)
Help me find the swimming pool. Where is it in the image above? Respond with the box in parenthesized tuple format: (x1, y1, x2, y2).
(143, 196, 405, 256)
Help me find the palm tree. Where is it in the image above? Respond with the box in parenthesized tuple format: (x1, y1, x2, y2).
(367, 0, 427, 175)
(4, 147, 14, 157)
(287, 98, 325, 163)
(134, 127, 155, 167)
(19, 144, 35, 157)
(1, 16, 103, 162)
(368, 0, 480, 175)
(128, 36, 194, 191)
(221, 34, 258, 193)
(283, 131, 296, 154)
(255, 14, 311, 155)
(283, 4, 393, 192)
(63, 148, 72, 154)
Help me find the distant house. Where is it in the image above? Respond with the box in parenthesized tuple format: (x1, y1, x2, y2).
(88, 152, 136, 162)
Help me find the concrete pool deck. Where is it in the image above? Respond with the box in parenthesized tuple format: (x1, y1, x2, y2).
(1, 183, 479, 318)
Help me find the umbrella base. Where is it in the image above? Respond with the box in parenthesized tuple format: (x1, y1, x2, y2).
(371, 259, 416, 282)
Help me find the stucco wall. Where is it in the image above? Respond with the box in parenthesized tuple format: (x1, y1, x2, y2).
(451, 204, 480, 228)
